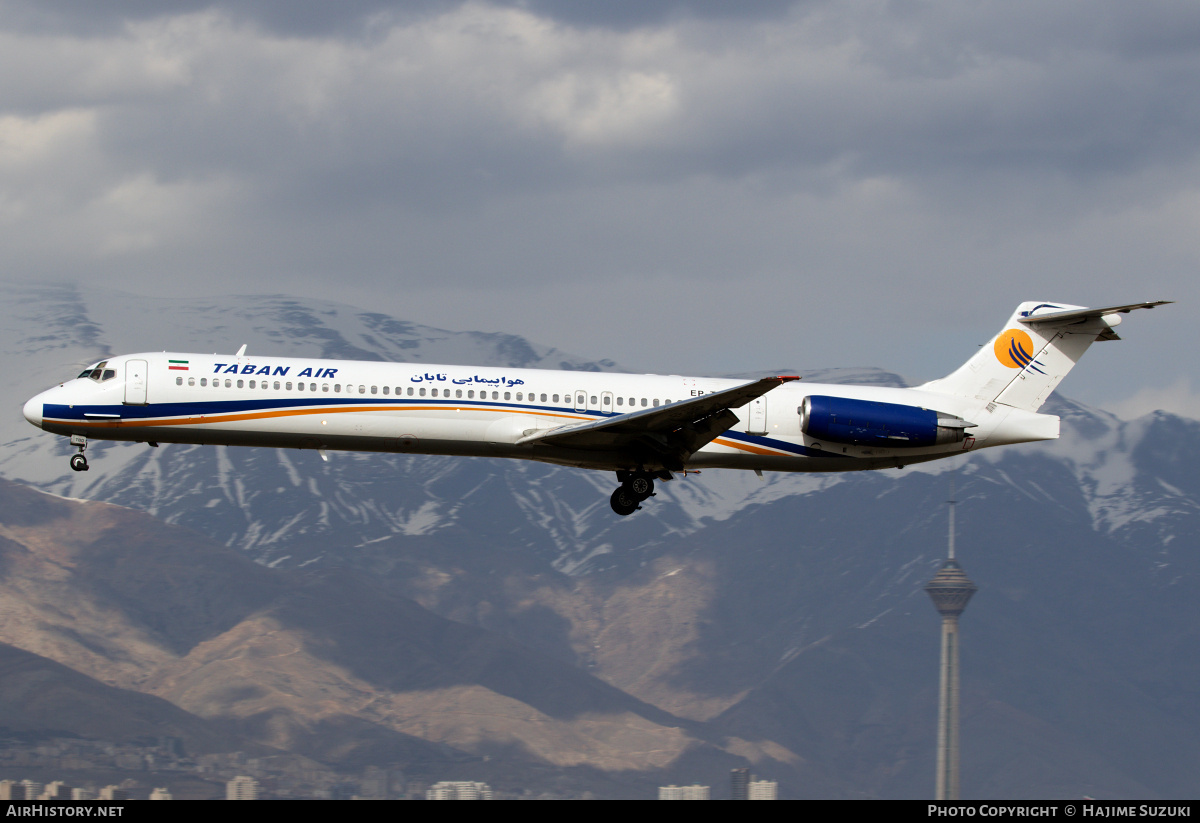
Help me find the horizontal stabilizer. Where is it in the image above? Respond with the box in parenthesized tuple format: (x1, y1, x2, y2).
(1019, 301, 1172, 328)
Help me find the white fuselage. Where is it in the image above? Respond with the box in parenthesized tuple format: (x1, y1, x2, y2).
(23, 351, 1058, 474)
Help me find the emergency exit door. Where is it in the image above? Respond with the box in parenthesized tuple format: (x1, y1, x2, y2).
(746, 396, 768, 435)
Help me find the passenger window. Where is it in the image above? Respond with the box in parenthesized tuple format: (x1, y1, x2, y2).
(553, 394, 559, 403)
(467, 390, 474, 399)
(249, 380, 256, 389)
(237, 379, 244, 388)
(432, 388, 439, 397)
(334, 384, 340, 392)
(189, 377, 195, 386)
(200, 378, 207, 387)
(382, 386, 389, 395)
(641, 398, 647, 407)
(617, 397, 623, 405)
(225, 379, 232, 388)
(456, 389, 462, 398)
(492, 391, 499, 400)
(503, 391, 510, 400)
(176, 376, 182, 385)
(516, 392, 523, 401)
(407, 387, 414, 396)
(359, 385, 366, 394)
(540, 393, 547, 402)
(286, 382, 292, 390)
(310, 383, 316, 392)
(371, 386, 377, 395)
(419, 387, 426, 397)
(322, 384, 329, 392)
(653, 399, 659, 406)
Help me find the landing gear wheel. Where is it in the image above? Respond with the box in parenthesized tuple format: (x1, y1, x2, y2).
(625, 475, 654, 500)
(69, 453, 89, 472)
(610, 487, 640, 516)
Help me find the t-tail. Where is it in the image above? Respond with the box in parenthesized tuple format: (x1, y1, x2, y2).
(920, 301, 1171, 412)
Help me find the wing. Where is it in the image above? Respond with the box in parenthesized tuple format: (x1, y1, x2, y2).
(516, 375, 799, 468)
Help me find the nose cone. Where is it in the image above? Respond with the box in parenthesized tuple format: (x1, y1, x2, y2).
(23, 394, 43, 428)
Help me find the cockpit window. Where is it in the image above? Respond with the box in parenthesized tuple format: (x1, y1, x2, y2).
(79, 361, 117, 382)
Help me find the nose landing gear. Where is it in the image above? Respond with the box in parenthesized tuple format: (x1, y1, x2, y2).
(69, 435, 89, 472)
(609, 471, 657, 516)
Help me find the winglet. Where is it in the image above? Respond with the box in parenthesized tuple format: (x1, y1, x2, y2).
(235, 344, 248, 358)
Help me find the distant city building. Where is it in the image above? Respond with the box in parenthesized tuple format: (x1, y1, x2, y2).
(426, 781, 493, 800)
(226, 775, 260, 800)
(731, 768, 750, 800)
(748, 780, 778, 800)
(21, 781, 42, 801)
(658, 784, 710, 800)
(149, 787, 173, 800)
(98, 786, 128, 801)
(41, 781, 72, 800)
(0, 781, 25, 800)
(71, 788, 94, 801)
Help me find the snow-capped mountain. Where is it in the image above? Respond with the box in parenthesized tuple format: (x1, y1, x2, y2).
(3, 282, 1199, 797)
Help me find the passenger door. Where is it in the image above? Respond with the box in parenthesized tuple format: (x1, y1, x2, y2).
(124, 359, 148, 405)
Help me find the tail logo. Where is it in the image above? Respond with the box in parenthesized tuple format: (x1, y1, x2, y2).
(994, 329, 1044, 372)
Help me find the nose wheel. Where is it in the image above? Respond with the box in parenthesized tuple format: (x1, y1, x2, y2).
(69, 435, 89, 472)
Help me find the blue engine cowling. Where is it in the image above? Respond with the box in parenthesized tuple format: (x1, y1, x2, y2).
(799, 395, 972, 448)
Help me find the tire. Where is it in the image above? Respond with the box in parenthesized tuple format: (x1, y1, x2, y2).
(610, 487, 639, 516)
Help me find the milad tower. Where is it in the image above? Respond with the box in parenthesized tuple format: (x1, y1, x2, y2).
(924, 476, 978, 801)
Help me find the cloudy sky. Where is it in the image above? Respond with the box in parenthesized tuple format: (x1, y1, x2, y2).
(2, 0, 1197, 417)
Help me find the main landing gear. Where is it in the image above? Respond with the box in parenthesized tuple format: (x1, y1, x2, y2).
(69, 435, 89, 472)
(609, 471, 656, 516)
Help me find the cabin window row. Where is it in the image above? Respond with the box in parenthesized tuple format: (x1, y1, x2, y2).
(175, 376, 668, 407)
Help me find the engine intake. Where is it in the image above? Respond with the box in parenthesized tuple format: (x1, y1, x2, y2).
(799, 395, 975, 448)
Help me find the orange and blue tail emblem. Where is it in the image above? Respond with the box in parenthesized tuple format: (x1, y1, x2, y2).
(994, 329, 1046, 374)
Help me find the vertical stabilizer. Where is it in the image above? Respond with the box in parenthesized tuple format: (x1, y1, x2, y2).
(919, 301, 1169, 412)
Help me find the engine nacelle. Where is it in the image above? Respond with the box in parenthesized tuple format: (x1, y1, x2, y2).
(799, 395, 974, 448)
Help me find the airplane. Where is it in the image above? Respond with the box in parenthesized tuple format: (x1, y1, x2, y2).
(22, 300, 1170, 516)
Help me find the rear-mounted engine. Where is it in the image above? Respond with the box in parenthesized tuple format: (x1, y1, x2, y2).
(799, 395, 975, 448)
